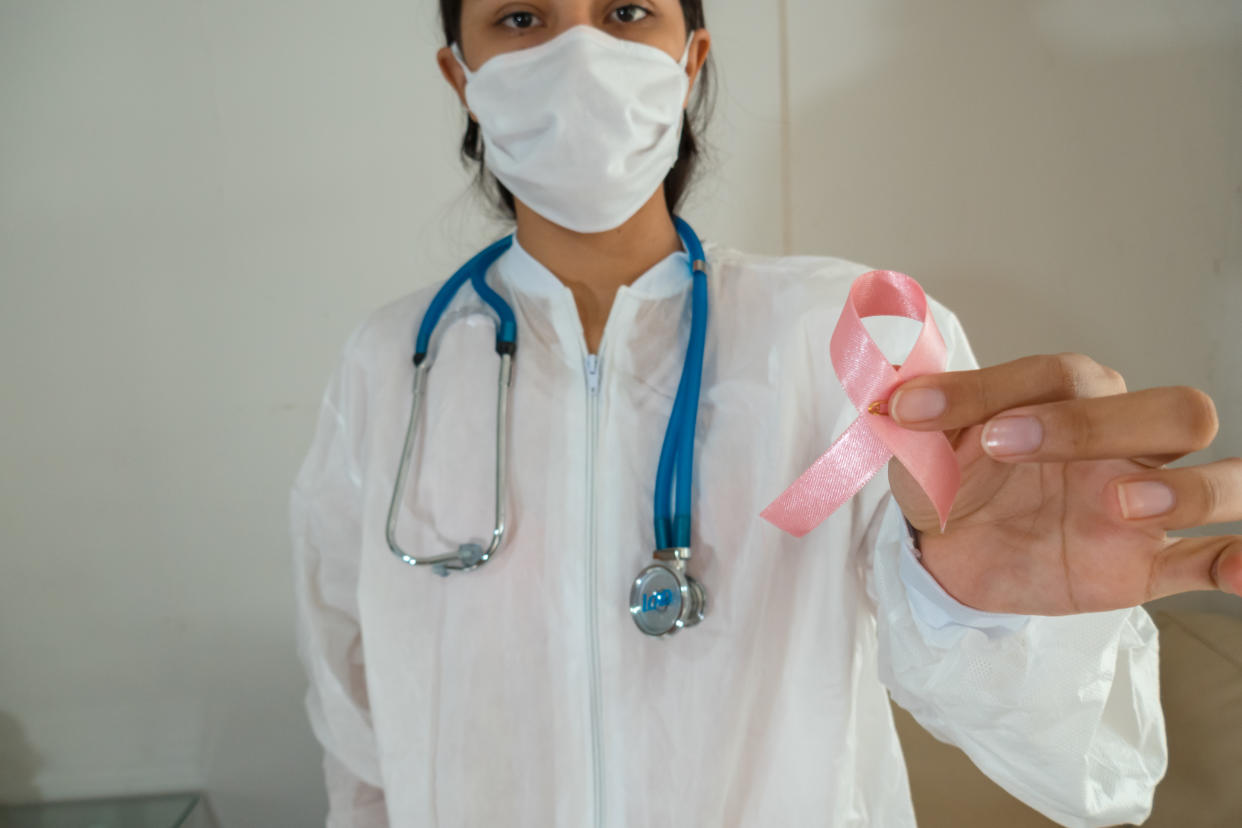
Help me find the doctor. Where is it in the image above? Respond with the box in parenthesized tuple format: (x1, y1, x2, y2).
(290, 1, 1241, 826)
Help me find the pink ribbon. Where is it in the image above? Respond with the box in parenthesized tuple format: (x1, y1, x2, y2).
(760, 270, 959, 537)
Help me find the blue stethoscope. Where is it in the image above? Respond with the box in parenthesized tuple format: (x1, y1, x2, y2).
(386, 216, 708, 637)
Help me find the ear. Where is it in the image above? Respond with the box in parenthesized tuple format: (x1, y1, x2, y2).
(682, 30, 712, 106)
(436, 46, 474, 118)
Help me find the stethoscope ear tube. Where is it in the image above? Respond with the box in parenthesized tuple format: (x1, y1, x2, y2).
(388, 234, 516, 574)
(386, 350, 514, 575)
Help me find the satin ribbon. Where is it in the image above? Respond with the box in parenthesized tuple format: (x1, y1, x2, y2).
(760, 270, 959, 537)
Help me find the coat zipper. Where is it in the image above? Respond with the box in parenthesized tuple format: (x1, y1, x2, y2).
(583, 352, 604, 828)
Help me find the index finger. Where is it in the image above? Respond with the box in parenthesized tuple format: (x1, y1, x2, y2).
(886, 353, 1127, 430)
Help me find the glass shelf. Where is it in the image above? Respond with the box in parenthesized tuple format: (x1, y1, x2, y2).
(0, 793, 207, 828)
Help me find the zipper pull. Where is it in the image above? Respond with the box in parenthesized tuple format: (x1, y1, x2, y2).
(585, 353, 601, 395)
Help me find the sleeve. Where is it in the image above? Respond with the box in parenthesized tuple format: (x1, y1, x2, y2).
(289, 332, 390, 828)
(865, 307, 1168, 828)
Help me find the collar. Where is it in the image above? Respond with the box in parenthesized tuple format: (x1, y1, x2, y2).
(495, 233, 693, 301)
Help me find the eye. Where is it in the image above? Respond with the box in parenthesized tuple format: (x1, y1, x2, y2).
(609, 4, 651, 24)
(500, 10, 541, 29)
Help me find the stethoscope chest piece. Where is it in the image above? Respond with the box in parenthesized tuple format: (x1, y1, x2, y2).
(629, 547, 707, 637)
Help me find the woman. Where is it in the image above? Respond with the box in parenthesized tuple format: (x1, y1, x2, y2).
(290, 1, 1241, 825)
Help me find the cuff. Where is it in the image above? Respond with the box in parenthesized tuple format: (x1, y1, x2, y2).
(884, 495, 1031, 639)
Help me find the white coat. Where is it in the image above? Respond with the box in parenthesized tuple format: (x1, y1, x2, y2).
(290, 234, 1166, 827)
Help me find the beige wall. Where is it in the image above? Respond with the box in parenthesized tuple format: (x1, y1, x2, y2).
(782, 0, 1241, 619)
(0, 0, 1237, 824)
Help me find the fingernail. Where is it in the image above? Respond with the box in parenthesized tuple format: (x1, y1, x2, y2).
(1118, 481, 1176, 520)
(981, 416, 1043, 456)
(891, 388, 946, 423)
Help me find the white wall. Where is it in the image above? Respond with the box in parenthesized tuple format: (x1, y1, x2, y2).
(0, 0, 1237, 824)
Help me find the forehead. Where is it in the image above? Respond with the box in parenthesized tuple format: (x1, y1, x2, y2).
(458, 0, 688, 14)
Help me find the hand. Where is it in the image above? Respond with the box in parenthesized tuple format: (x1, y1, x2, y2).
(887, 353, 1242, 615)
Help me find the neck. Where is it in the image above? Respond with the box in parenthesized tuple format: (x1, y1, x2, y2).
(513, 189, 682, 354)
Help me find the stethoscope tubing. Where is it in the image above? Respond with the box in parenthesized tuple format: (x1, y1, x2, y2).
(415, 235, 516, 362)
(654, 216, 709, 550)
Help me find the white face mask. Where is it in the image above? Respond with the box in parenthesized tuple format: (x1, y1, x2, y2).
(452, 26, 694, 234)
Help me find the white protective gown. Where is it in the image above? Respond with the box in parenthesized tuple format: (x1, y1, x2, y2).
(290, 233, 1167, 828)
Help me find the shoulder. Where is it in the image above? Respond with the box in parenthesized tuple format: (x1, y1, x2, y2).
(701, 240, 973, 364)
(703, 240, 872, 301)
(335, 282, 445, 377)
(700, 240, 874, 331)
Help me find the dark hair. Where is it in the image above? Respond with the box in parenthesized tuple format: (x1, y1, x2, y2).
(438, 1, 715, 221)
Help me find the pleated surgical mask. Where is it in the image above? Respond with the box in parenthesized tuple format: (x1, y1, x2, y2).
(451, 26, 694, 234)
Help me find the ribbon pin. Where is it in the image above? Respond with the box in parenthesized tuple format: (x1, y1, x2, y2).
(760, 270, 960, 537)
